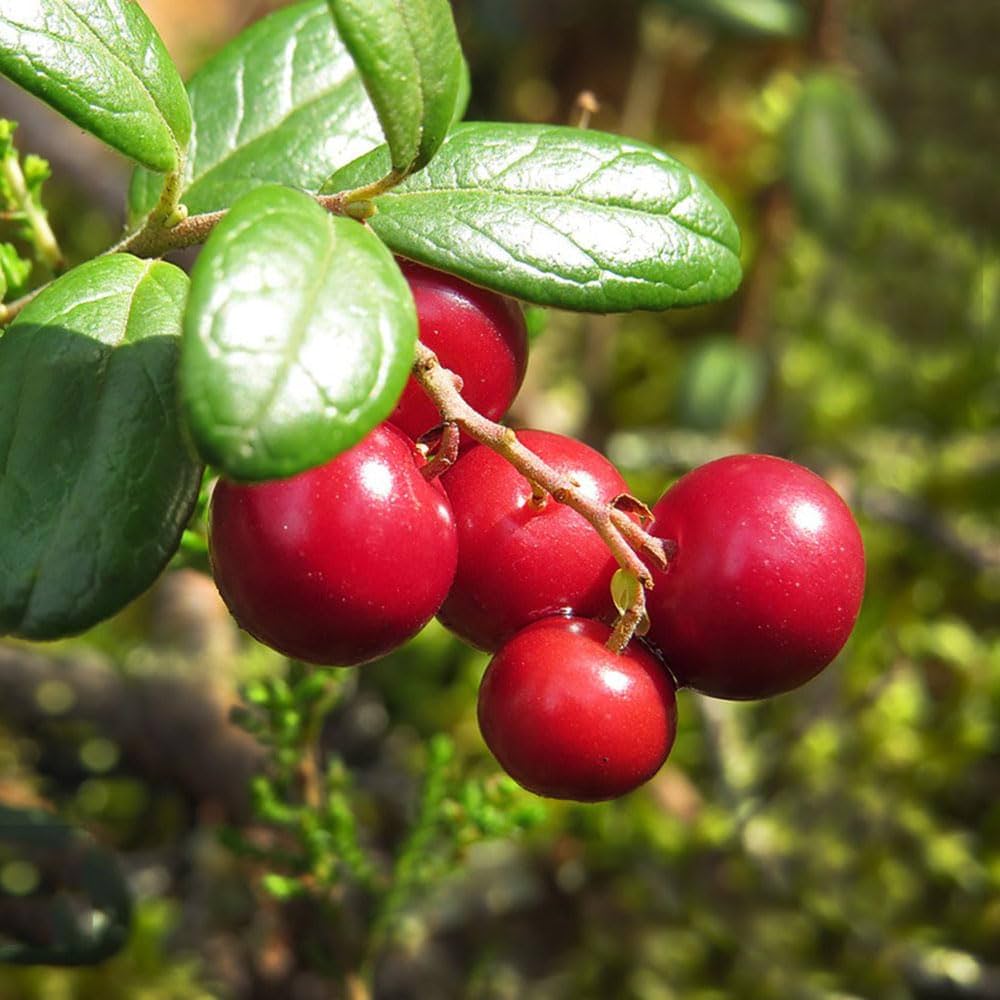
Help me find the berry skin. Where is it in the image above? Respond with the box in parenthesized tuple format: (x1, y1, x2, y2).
(478, 617, 677, 801)
(645, 454, 865, 700)
(209, 424, 458, 666)
(437, 430, 628, 651)
(389, 259, 528, 443)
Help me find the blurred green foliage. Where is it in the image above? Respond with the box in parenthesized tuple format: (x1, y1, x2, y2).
(2, 0, 997, 997)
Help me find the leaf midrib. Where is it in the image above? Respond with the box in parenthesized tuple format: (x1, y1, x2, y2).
(235, 211, 339, 458)
(376, 186, 739, 255)
(186, 63, 371, 199)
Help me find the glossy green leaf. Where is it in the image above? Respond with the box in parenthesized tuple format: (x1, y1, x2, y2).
(181, 185, 417, 481)
(0, 0, 190, 173)
(659, 0, 806, 38)
(325, 123, 741, 312)
(0, 255, 201, 640)
(328, 0, 464, 175)
(128, 0, 384, 224)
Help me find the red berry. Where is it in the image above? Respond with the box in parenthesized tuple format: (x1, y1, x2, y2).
(437, 430, 628, 651)
(209, 424, 458, 666)
(478, 617, 677, 801)
(389, 259, 528, 443)
(645, 454, 865, 700)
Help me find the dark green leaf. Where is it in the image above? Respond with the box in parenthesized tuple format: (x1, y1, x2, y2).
(0, 255, 201, 640)
(328, 0, 464, 175)
(325, 123, 741, 312)
(128, 0, 384, 224)
(786, 72, 892, 233)
(0, 805, 131, 965)
(181, 185, 417, 481)
(786, 75, 850, 231)
(0, 0, 190, 173)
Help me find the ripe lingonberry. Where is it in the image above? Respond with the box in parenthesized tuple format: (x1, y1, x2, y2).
(389, 259, 528, 443)
(645, 454, 865, 700)
(478, 616, 677, 801)
(437, 430, 628, 651)
(209, 424, 458, 666)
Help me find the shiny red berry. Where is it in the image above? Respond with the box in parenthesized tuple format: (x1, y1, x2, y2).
(389, 259, 528, 443)
(478, 617, 678, 801)
(437, 430, 628, 651)
(645, 454, 865, 700)
(209, 424, 458, 666)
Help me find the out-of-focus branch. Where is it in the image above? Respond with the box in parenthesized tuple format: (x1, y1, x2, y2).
(0, 645, 264, 820)
(857, 485, 1000, 571)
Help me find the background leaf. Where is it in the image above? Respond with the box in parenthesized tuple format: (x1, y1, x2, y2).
(0, 0, 190, 173)
(181, 185, 417, 481)
(786, 72, 893, 234)
(128, 0, 385, 224)
(328, 0, 465, 175)
(0, 805, 131, 966)
(658, 0, 806, 38)
(676, 336, 766, 430)
(324, 122, 741, 312)
(0, 255, 201, 640)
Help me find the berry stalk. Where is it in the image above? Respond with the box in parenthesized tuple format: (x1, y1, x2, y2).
(411, 341, 668, 648)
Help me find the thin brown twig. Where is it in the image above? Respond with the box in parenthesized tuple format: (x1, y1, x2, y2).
(607, 596, 647, 653)
(0, 286, 41, 324)
(419, 421, 460, 481)
(573, 90, 600, 129)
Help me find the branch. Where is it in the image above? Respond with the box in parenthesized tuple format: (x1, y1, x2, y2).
(607, 595, 648, 654)
(0, 286, 41, 324)
(114, 205, 226, 258)
(0, 193, 361, 325)
(410, 342, 668, 600)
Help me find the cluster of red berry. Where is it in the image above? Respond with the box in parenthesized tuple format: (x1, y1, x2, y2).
(208, 263, 866, 802)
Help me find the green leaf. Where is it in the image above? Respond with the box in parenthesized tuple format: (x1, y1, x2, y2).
(659, 0, 806, 38)
(328, 0, 465, 176)
(785, 75, 850, 231)
(0, 0, 190, 173)
(128, 0, 384, 224)
(324, 123, 741, 312)
(0, 255, 201, 640)
(181, 184, 417, 481)
(785, 72, 891, 234)
(453, 55, 472, 124)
